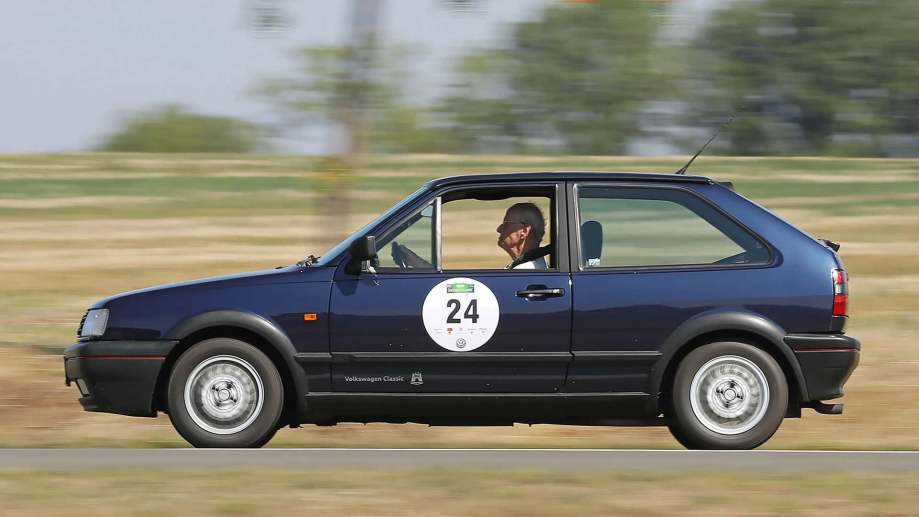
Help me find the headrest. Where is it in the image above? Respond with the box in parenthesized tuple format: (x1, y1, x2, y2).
(580, 220, 603, 267)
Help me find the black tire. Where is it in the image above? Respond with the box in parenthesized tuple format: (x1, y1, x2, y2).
(167, 338, 284, 448)
(669, 341, 788, 450)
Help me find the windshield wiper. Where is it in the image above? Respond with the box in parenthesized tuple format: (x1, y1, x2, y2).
(296, 254, 320, 267)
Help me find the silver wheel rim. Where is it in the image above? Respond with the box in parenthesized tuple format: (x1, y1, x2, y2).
(689, 355, 770, 435)
(184, 355, 264, 435)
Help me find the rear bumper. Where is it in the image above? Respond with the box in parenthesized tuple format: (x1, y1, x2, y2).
(785, 334, 860, 402)
(64, 340, 179, 417)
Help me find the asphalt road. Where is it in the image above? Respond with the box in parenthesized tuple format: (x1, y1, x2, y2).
(0, 449, 917, 471)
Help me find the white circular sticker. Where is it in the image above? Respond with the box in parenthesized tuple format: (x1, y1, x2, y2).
(422, 277, 499, 352)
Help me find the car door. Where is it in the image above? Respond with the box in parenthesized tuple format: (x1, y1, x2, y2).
(328, 181, 572, 393)
(566, 182, 775, 394)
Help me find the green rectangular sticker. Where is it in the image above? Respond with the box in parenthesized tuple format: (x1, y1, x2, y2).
(447, 282, 474, 294)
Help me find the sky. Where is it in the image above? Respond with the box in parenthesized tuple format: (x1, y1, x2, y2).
(0, 0, 721, 154)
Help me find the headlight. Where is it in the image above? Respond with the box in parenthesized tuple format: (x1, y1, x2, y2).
(79, 309, 109, 339)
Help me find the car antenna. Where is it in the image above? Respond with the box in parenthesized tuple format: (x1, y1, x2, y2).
(676, 105, 746, 175)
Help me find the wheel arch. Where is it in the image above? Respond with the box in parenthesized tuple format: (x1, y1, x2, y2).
(648, 311, 808, 415)
(155, 311, 309, 425)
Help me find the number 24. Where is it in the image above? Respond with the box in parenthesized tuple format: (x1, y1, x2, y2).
(446, 299, 479, 324)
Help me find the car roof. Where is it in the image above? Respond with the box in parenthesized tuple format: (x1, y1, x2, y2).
(424, 171, 713, 189)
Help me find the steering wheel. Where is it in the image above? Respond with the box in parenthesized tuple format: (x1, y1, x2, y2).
(391, 240, 407, 268)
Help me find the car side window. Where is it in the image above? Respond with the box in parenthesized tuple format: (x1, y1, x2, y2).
(372, 186, 558, 273)
(577, 186, 769, 269)
(374, 204, 435, 271)
(442, 196, 553, 270)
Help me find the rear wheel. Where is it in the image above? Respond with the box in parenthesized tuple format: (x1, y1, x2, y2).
(669, 342, 787, 450)
(167, 338, 283, 448)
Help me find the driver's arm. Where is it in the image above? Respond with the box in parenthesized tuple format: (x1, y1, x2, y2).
(394, 244, 432, 268)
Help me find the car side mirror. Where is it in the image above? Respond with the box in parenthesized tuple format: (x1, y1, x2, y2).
(349, 235, 377, 263)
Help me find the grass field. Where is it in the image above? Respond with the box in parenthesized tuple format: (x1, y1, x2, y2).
(0, 153, 917, 448)
(1, 469, 918, 516)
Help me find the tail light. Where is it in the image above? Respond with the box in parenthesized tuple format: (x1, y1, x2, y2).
(832, 269, 848, 316)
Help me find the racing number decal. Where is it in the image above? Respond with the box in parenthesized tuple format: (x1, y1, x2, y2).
(422, 277, 499, 352)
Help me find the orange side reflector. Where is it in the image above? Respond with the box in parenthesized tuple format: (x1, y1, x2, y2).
(303, 313, 317, 321)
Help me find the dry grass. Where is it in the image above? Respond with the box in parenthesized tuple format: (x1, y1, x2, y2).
(1, 470, 918, 516)
(0, 154, 917, 449)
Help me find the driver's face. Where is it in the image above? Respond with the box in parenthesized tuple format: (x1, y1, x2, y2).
(496, 208, 528, 252)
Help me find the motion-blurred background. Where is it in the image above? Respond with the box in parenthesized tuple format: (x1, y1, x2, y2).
(1, 0, 917, 453)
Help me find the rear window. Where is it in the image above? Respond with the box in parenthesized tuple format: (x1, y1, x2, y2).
(577, 186, 770, 269)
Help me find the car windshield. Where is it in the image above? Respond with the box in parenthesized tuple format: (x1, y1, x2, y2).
(312, 187, 428, 266)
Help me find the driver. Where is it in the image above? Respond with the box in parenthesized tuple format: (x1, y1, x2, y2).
(496, 202, 548, 269)
(392, 202, 548, 270)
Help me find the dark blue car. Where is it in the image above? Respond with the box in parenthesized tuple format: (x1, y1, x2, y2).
(64, 172, 859, 449)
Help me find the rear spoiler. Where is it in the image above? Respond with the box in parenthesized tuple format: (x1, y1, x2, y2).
(819, 239, 841, 252)
(718, 181, 735, 191)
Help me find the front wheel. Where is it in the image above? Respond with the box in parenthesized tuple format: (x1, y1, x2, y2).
(167, 338, 283, 448)
(668, 342, 788, 450)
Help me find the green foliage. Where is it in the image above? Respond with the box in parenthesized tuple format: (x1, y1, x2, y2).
(256, 2, 671, 156)
(100, 105, 266, 153)
(250, 0, 919, 158)
(256, 46, 374, 128)
(255, 45, 446, 154)
(371, 104, 454, 153)
(691, 0, 919, 157)
(437, 0, 672, 155)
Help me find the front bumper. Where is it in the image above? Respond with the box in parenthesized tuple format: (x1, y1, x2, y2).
(64, 340, 179, 417)
(785, 333, 860, 402)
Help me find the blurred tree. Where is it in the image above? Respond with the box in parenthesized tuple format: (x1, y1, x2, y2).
(371, 103, 453, 153)
(437, 0, 671, 155)
(252, 0, 386, 250)
(251, 0, 467, 250)
(255, 45, 447, 154)
(690, 0, 919, 157)
(100, 105, 266, 153)
(252, 0, 475, 158)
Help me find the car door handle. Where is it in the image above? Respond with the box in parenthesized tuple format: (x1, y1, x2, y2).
(516, 286, 565, 300)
